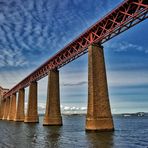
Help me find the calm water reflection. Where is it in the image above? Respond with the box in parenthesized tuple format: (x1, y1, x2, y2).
(0, 115, 148, 148)
(85, 132, 114, 148)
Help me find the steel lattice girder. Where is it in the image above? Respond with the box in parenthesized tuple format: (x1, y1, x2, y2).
(3, 0, 148, 99)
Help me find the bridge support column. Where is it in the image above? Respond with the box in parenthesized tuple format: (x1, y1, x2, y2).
(24, 82, 39, 123)
(2, 100, 6, 120)
(86, 44, 114, 131)
(7, 94, 16, 121)
(3, 98, 10, 120)
(43, 70, 62, 126)
(14, 89, 25, 121)
(0, 101, 4, 119)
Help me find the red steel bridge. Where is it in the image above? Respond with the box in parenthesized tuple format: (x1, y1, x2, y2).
(3, 0, 148, 99)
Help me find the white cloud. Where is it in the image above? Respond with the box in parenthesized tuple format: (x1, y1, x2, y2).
(0, 48, 28, 67)
(61, 105, 87, 114)
(0, 13, 5, 23)
(24, 102, 87, 114)
(106, 41, 147, 53)
(0, 0, 118, 69)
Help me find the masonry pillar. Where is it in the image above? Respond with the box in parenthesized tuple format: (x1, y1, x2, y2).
(14, 88, 25, 121)
(86, 44, 114, 131)
(0, 100, 2, 120)
(3, 98, 10, 120)
(24, 82, 39, 123)
(43, 70, 62, 125)
(2, 100, 6, 120)
(7, 93, 16, 121)
(0, 100, 4, 119)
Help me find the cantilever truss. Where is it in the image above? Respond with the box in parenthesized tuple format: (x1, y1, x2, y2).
(4, 0, 148, 98)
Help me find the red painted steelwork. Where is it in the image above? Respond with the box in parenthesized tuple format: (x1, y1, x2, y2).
(3, 0, 148, 99)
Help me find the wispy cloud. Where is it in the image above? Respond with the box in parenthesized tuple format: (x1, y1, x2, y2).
(63, 81, 87, 87)
(106, 41, 147, 53)
(0, 48, 28, 67)
(0, 0, 120, 68)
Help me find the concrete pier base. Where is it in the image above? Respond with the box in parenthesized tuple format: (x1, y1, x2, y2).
(86, 44, 114, 131)
(7, 94, 16, 121)
(43, 70, 62, 126)
(3, 98, 10, 120)
(14, 89, 25, 121)
(24, 82, 39, 123)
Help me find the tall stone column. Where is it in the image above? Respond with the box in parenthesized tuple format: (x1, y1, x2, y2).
(2, 100, 6, 120)
(24, 82, 39, 123)
(14, 88, 25, 121)
(0, 100, 2, 120)
(7, 93, 16, 121)
(3, 98, 10, 120)
(43, 70, 62, 125)
(0, 100, 4, 119)
(86, 44, 114, 131)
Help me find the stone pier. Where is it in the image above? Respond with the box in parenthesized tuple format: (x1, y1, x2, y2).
(2, 101, 6, 120)
(14, 88, 25, 121)
(0, 100, 4, 119)
(86, 44, 114, 131)
(24, 82, 39, 123)
(3, 98, 10, 120)
(43, 70, 62, 125)
(7, 93, 16, 121)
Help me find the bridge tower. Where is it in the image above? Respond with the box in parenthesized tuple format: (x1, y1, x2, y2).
(0, 87, 9, 120)
(14, 88, 25, 121)
(24, 82, 39, 123)
(86, 44, 114, 131)
(43, 70, 62, 125)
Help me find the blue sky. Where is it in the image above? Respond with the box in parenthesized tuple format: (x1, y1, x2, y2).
(0, 0, 148, 114)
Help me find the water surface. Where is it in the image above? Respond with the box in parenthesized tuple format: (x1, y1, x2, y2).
(0, 115, 148, 148)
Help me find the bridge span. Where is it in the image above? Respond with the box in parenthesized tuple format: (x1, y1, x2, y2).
(0, 0, 148, 131)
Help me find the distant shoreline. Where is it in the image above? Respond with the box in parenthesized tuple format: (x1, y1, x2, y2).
(39, 112, 148, 117)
